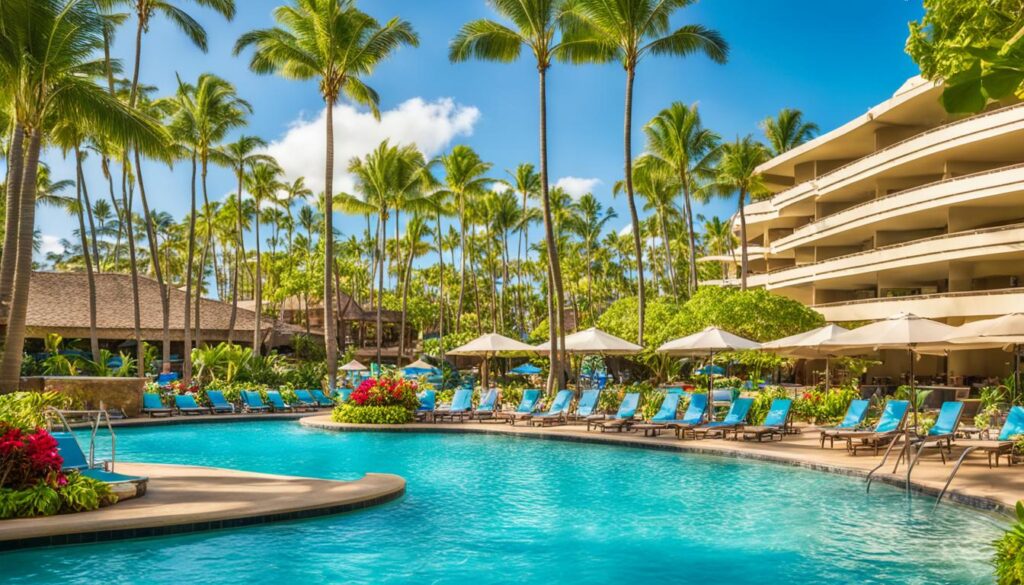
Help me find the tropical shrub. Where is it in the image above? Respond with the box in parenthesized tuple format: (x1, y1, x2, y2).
(281, 360, 326, 390)
(332, 404, 412, 425)
(332, 375, 419, 424)
(749, 386, 790, 424)
(0, 392, 69, 430)
(994, 501, 1024, 585)
(793, 387, 860, 423)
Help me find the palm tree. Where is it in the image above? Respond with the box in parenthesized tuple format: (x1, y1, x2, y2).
(562, 0, 727, 345)
(643, 102, 720, 295)
(507, 163, 539, 334)
(761, 108, 818, 156)
(569, 193, 616, 323)
(716, 136, 769, 290)
(235, 0, 418, 388)
(245, 162, 284, 355)
(0, 0, 166, 387)
(701, 214, 736, 281)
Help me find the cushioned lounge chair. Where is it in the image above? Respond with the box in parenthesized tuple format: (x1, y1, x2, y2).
(174, 394, 209, 415)
(141, 392, 173, 417)
(471, 389, 499, 421)
(310, 389, 334, 407)
(690, 398, 755, 440)
(435, 389, 474, 422)
(525, 390, 574, 427)
(568, 389, 601, 422)
(619, 393, 682, 436)
(819, 399, 871, 448)
(634, 393, 707, 437)
(266, 390, 294, 413)
(54, 432, 147, 485)
(293, 390, 319, 410)
(497, 389, 541, 424)
(206, 390, 236, 414)
(910, 401, 965, 462)
(240, 390, 271, 413)
(415, 390, 436, 422)
(834, 400, 910, 455)
(727, 398, 792, 442)
(947, 405, 1024, 468)
(588, 392, 641, 432)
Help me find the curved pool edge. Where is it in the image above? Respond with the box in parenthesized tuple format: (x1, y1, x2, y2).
(300, 415, 1016, 519)
(0, 462, 405, 551)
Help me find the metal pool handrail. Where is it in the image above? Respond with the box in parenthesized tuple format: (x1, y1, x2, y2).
(44, 407, 117, 472)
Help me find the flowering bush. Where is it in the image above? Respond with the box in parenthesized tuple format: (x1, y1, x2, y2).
(0, 424, 65, 490)
(350, 376, 419, 409)
(793, 387, 860, 423)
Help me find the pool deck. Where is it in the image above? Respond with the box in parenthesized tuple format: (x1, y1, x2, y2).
(301, 415, 1023, 517)
(0, 463, 405, 551)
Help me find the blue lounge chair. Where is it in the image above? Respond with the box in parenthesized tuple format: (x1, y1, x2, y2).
(949, 406, 1024, 468)
(174, 394, 209, 415)
(240, 390, 270, 413)
(525, 390, 574, 426)
(471, 388, 499, 420)
(310, 389, 334, 407)
(833, 399, 910, 455)
(500, 389, 542, 423)
(141, 392, 172, 417)
(206, 390, 236, 414)
(619, 393, 683, 436)
(690, 397, 755, 439)
(435, 388, 473, 422)
(293, 389, 318, 410)
(569, 389, 601, 422)
(332, 388, 353, 402)
(415, 390, 436, 422)
(266, 390, 294, 413)
(819, 399, 871, 448)
(53, 432, 147, 486)
(588, 392, 641, 432)
(634, 393, 707, 437)
(729, 398, 793, 442)
(907, 401, 965, 465)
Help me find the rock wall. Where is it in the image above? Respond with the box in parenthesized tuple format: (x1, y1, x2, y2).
(20, 376, 145, 416)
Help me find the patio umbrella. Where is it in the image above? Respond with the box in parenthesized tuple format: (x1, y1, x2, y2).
(339, 360, 368, 372)
(447, 333, 538, 391)
(510, 363, 543, 375)
(761, 324, 850, 388)
(940, 313, 1024, 403)
(533, 327, 643, 355)
(656, 326, 760, 422)
(403, 359, 438, 374)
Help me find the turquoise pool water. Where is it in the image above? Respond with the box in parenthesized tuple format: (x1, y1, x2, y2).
(0, 421, 1004, 584)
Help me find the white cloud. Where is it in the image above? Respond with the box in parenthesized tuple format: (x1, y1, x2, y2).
(618, 224, 632, 237)
(265, 97, 480, 195)
(39, 234, 63, 258)
(554, 176, 601, 199)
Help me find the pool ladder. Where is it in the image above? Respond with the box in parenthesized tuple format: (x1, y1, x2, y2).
(865, 428, 967, 508)
(45, 407, 118, 472)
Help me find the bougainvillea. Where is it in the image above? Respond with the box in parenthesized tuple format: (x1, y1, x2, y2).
(350, 375, 419, 409)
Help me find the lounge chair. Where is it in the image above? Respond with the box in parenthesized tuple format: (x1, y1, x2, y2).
(727, 398, 792, 442)
(471, 389, 499, 421)
(293, 389, 319, 410)
(635, 393, 707, 437)
(834, 400, 910, 455)
(525, 390, 574, 427)
(266, 390, 294, 413)
(174, 394, 209, 415)
(435, 389, 473, 422)
(415, 390, 436, 422)
(496, 389, 542, 423)
(818, 399, 871, 448)
(332, 388, 353, 402)
(53, 432, 148, 485)
(690, 398, 755, 440)
(947, 405, 1024, 468)
(141, 392, 173, 417)
(621, 393, 682, 436)
(566, 389, 601, 423)
(240, 390, 271, 413)
(588, 392, 641, 432)
(206, 390, 236, 414)
(310, 389, 335, 408)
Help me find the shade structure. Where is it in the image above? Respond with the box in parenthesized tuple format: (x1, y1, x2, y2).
(339, 359, 368, 372)
(656, 326, 759, 423)
(402, 359, 438, 376)
(534, 327, 642, 355)
(447, 333, 537, 391)
(941, 313, 1024, 403)
(510, 363, 543, 375)
(761, 324, 851, 388)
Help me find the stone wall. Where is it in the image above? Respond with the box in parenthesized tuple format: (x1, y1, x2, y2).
(20, 376, 146, 416)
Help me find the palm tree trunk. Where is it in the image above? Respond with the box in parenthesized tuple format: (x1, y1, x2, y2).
(324, 98, 339, 389)
(399, 243, 414, 364)
(195, 158, 214, 350)
(538, 67, 565, 394)
(376, 213, 385, 365)
(623, 64, 645, 345)
(104, 160, 124, 269)
(0, 125, 25, 324)
(75, 145, 100, 363)
(456, 198, 467, 334)
(739, 189, 749, 290)
(254, 196, 262, 356)
(227, 168, 246, 344)
(0, 129, 42, 388)
(134, 148, 170, 370)
(80, 162, 100, 269)
(682, 181, 698, 295)
(121, 163, 145, 375)
(182, 153, 197, 385)
(659, 212, 679, 298)
(436, 212, 445, 358)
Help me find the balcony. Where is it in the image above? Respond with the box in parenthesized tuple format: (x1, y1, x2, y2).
(814, 287, 1024, 321)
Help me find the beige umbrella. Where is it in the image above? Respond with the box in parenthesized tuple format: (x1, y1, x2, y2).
(339, 359, 368, 372)
(941, 313, 1024, 402)
(534, 327, 642, 355)
(403, 359, 437, 371)
(761, 324, 850, 387)
(447, 333, 537, 390)
(656, 326, 760, 422)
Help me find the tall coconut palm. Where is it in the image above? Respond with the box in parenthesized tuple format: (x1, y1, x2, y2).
(761, 108, 818, 156)
(235, 0, 418, 388)
(569, 193, 616, 323)
(451, 0, 572, 391)
(615, 160, 681, 296)
(562, 0, 727, 345)
(0, 0, 166, 388)
(507, 162, 539, 335)
(716, 135, 769, 290)
(245, 162, 283, 355)
(642, 102, 720, 295)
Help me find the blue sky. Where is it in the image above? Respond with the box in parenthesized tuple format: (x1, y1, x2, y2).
(37, 0, 925, 261)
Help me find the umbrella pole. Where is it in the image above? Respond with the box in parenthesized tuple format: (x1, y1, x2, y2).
(824, 357, 830, 390)
(706, 351, 715, 423)
(905, 348, 916, 494)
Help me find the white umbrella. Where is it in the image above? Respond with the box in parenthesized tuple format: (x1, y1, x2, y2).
(941, 313, 1024, 402)
(447, 333, 537, 390)
(339, 359, 368, 372)
(403, 359, 437, 371)
(761, 324, 850, 387)
(656, 326, 760, 422)
(534, 327, 642, 355)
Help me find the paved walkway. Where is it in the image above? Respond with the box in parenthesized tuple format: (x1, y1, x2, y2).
(0, 463, 404, 550)
(302, 415, 1024, 517)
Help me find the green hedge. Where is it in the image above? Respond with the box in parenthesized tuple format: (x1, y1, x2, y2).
(332, 404, 412, 424)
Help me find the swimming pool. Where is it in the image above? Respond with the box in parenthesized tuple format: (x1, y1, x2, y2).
(0, 421, 1004, 584)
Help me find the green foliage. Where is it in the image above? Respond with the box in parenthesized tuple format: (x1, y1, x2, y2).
(281, 360, 327, 390)
(670, 287, 824, 343)
(191, 343, 288, 386)
(332, 404, 412, 424)
(0, 392, 69, 430)
(793, 387, 860, 424)
(597, 296, 683, 351)
(749, 386, 790, 425)
(58, 473, 115, 513)
(0, 482, 61, 519)
(994, 501, 1024, 584)
(291, 334, 325, 361)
